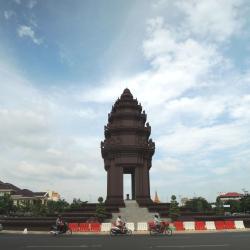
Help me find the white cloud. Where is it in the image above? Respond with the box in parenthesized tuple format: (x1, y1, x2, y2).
(27, 0, 37, 9)
(17, 25, 42, 45)
(176, 0, 244, 41)
(230, 95, 250, 120)
(157, 96, 226, 126)
(4, 10, 15, 20)
(158, 121, 250, 155)
(152, 157, 181, 173)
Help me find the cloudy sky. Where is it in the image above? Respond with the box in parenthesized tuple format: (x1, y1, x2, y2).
(0, 0, 250, 203)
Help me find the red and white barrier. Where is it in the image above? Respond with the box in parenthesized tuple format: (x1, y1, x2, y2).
(205, 221, 216, 230)
(195, 221, 206, 230)
(137, 222, 148, 231)
(101, 223, 112, 232)
(126, 222, 135, 231)
(235, 220, 245, 229)
(67, 220, 246, 233)
(183, 221, 195, 230)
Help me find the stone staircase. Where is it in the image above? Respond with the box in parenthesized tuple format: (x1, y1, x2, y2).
(110, 200, 158, 223)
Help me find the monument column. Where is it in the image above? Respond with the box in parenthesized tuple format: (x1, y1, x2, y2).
(106, 161, 123, 205)
(131, 172, 135, 200)
(134, 164, 151, 205)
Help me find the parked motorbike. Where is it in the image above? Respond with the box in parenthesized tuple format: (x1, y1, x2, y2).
(110, 223, 132, 236)
(149, 221, 172, 236)
(50, 222, 72, 236)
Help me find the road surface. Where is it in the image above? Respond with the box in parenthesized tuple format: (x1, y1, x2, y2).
(0, 232, 249, 250)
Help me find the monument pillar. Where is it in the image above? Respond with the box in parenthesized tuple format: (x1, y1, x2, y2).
(106, 162, 123, 205)
(131, 172, 135, 200)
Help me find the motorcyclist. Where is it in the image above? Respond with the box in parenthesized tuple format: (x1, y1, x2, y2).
(153, 214, 161, 232)
(56, 215, 65, 233)
(115, 215, 125, 232)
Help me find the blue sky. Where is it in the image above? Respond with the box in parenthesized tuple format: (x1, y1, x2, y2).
(0, 0, 250, 203)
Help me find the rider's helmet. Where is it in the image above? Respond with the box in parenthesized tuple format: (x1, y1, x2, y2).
(154, 214, 159, 218)
(118, 215, 121, 219)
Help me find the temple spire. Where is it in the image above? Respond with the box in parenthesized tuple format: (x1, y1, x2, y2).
(154, 191, 160, 203)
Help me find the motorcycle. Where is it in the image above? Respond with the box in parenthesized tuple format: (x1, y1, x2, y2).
(110, 222, 132, 236)
(148, 221, 172, 236)
(50, 222, 72, 236)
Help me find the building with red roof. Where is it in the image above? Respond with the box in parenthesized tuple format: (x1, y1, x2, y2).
(217, 192, 244, 202)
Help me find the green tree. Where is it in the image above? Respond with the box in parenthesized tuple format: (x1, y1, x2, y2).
(215, 197, 224, 215)
(184, 197, 211, 213)
(0, 194, 14, 215)
(240, 195, 250, 213)
(225, 200, 241, 213)
(17, 200, 33, 214)
(70, 198, 87, 209)
(95, 196, 107, 222)
(47, 199, 69, 214)
(169, 195, 180, 221)
(29, 201, 48, 216)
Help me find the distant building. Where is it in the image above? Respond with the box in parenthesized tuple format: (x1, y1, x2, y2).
(217, 192, 244, 203)
(0, 181, 48, 206)
(47, 191, 60, 201)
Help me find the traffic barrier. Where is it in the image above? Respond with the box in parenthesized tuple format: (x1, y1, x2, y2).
(68, 223, 79, 232)
(173, 221, 185, 231)
(148, 221, 154, 228)
(126, 222, 135, 231)
(90, 223, 101, 232)
(224, 220, 235, 229)
(74, 220, 245, 233)
(169, 223, 176, 231)
(101, 223, 112, 232)
(235, 220, 245, 229)
(215, 221, 225, 230)
(205, 221, 216, 230)
(183, 221, 195, 230)
(137, 222, 148, 231)
(79, 223, 90, 232)
(195, 221, 206, 230)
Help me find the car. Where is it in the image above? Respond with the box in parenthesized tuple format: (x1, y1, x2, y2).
(0, 223, 3, 231)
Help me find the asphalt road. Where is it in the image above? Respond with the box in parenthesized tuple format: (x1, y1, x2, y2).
(0, 232, 250, 250)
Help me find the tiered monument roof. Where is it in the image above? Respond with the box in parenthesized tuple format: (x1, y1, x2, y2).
(101, 88, 155, 164)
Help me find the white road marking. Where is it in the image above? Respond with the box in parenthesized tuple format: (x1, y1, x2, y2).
(25, 245, 102, 248)
(55, 237, 101, 240)
(151, 244, 230, 248)
(149, 237, 192, 240)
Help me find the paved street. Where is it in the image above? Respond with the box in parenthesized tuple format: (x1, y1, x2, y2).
(0, 232, 250, 250)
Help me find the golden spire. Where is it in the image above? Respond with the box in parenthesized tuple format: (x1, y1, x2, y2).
(154, 191, 160, 203)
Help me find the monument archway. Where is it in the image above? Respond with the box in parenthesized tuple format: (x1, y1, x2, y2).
(101, 88, 155, 206)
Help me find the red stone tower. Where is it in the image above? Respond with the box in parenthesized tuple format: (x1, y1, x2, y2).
(101, 88, 155, 206)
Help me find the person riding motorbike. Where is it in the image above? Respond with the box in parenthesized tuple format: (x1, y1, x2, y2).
(115, 215, 125, 232)
(153, 214, 162, 232)
(56, 215, 65, 233)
